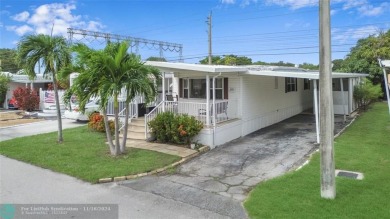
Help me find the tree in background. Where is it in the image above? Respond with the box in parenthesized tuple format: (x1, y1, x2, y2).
(0, 49, 19, 73)
(199, 55, 251, 65)
(199, 55, 222, 65)
(146, 56, 167, 62)
(13, 87, 40, 111)
(331, 59, 344, 72)
(340, 30, 390, 85)
(0, 73, 11, 107)
(299, 62, 319, 70)
(17, 34, 71, 143)
(63, 41, 160, 156)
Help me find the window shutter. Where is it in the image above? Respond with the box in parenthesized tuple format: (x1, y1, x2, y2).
(285, 77, 288, 93)
(179, 78, 183, 98)
(224, 78, 229, 99)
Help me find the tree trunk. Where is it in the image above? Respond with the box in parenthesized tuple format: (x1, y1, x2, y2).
(120, 101, 130, 153)
(52, 74, 63, 143)
(102, 109, 116, 155)
(114, 94, 120, 156)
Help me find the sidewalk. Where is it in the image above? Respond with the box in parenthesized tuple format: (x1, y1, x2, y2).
(126, 139, 197, 158)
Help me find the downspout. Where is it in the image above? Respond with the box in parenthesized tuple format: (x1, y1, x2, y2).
(212, 72, 222, 147)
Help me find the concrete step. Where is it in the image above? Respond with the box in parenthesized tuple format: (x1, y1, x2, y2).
(120, 131, 145, 140)
(126, 125, 145, 133)
(130, 117, 145, 126)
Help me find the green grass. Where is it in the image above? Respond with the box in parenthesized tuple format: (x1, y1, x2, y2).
(244, 102, 390, 219)
(0, 126, 181, 183)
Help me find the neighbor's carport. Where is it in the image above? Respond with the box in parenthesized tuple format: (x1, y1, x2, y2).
(245, 66, 368, 143)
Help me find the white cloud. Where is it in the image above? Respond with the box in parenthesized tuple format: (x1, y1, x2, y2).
(357, 3, 390, 16)
(12, 11, 30, 22)
(265, 0, 318, 9)
(332, 25, 379, 43)
(221, 0, 236, 4)
(7, 2, 104, 37)
(6, 25, 33, 36)
(330, 9, 337, 15)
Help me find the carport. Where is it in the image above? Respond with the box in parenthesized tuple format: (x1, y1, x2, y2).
(246, 66, 368, 143)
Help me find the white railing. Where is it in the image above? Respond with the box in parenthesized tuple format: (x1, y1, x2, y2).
(211, 100, 230, 124)
(144, 100, 238, 138)
(145, 101, 165, 138)
(118, 102, 138, 131)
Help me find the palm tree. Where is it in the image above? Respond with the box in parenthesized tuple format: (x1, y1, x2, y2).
(17, 34, 71, 143)
(65, 41, 160, 156)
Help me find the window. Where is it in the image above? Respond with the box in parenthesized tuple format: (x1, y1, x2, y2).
(210, 78, 223, 99)
(285, 77, 297, 93)
(304, 79, 310, 90)
(180, 78, 225, 99)
(183, 79, 189, 98)
(190, 79, 206, 98)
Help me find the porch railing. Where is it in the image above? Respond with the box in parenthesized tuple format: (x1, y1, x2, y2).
(145, 99, 236, 138)
(118, 102, 138, 131)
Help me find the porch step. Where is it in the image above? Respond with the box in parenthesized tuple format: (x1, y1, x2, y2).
(120, 117, 146, 140)
(120, 131, 145, 140)
(130, 117, 145, 126)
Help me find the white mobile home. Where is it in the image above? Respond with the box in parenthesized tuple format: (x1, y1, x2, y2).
(143, 62, 367, 148)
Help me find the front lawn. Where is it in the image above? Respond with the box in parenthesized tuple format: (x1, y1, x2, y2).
(0, 126, 181, 183)
(244, 102, 390, 218)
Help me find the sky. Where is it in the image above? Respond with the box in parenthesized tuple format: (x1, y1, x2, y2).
(1, 0, 389, 65)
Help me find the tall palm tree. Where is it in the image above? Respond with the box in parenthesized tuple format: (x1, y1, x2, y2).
(65, 41, 160, 156)
(17, 34, 71, 143)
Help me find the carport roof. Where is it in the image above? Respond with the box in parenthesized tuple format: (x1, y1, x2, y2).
(146, 61, 368, 79)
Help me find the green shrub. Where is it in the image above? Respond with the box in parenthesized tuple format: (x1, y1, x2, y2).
(148, 112, 203, 145)
(353, 78, 383, 111)
(0, 74, 11, 107)
(88, 112, 115, 134)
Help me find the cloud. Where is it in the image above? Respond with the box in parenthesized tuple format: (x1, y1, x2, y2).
(221, 0, 236, 4)
(357, 2, 390, 16)
(6, 25, 34, 36)
(332, 25, 379, 43)
(12, 11, 30, 22)
(6, 2, 105, 37)
(264, 0, 318, 9)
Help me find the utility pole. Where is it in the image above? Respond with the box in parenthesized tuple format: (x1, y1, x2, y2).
(319, 0, 336, 199)
(207, 11, 212, 65)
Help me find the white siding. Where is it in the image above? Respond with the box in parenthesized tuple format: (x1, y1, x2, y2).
(240, 75, 313, 136)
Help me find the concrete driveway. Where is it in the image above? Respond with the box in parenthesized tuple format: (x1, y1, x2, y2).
(120, 114, 352, 218)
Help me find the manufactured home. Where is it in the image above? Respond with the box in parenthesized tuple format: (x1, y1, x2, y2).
(140, 62, 367, 148)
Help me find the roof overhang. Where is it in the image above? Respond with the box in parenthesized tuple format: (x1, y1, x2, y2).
(246, 70, 368, 79)
(144, 62, 368, 79)
(1, 72, 53, 83)
(145, 61, 248, 74)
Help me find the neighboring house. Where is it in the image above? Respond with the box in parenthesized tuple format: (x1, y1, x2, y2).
(143, 62, 367, 148)
(1, 72, 53, 109)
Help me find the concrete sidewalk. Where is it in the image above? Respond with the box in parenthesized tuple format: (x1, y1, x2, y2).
(0, 119, 84, 142)
(126, 139, 198, 158)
